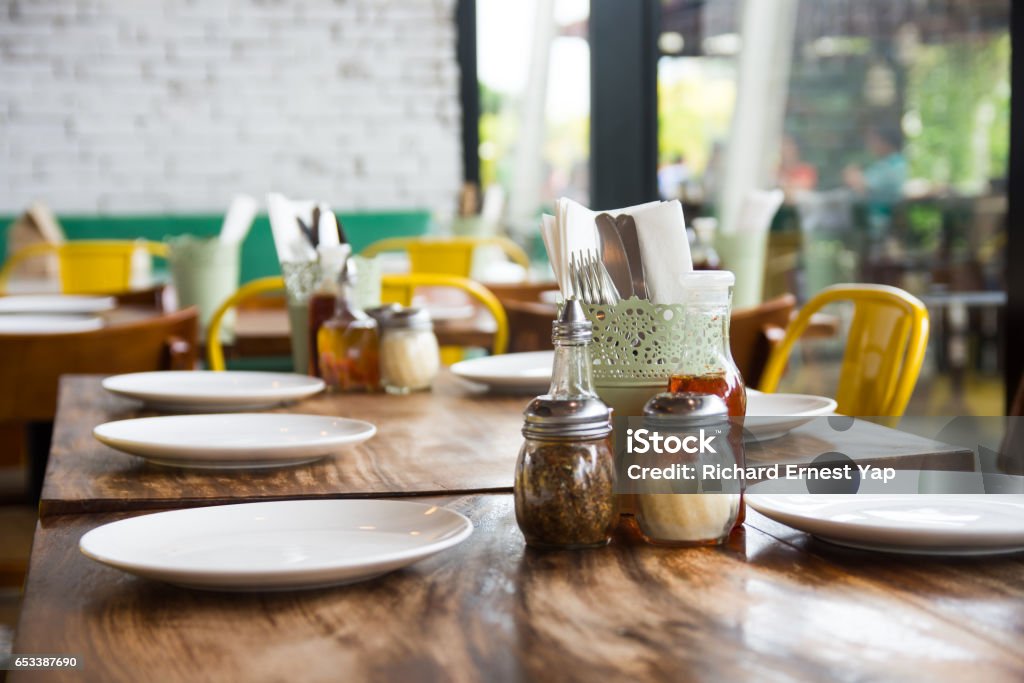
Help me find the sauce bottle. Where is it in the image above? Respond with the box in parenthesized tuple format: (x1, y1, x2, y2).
(316, 259, 380, 392)
(667, 271, 747, 526)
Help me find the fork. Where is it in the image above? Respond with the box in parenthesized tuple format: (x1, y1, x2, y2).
(570, 250, 619, 304)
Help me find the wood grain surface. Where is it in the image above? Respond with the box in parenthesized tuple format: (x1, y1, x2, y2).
(40, 373, 527, 517)
(41, 374, 974, 517)
(12, 495, 1024, 683)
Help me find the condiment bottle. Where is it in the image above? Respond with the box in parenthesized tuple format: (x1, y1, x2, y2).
(514, 298, 618, 549)
(667, 270, 747, 525)
(307, 242, 349, 377)
(378, 307, 440, 394)
(316, 259, 380, 392)
(634, 393, 740, 546)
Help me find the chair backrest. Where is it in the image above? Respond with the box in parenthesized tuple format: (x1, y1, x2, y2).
(503, 299, 556, 353)
(206, 274, 509, 371)
(730, 294, 797, 388)
(758, 284, 929, 416)
(361, 236, 530, 277)
(0, 307, 198, 421)
(0, 240, 169, 295)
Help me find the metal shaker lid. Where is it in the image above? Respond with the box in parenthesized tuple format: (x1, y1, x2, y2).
(380, 306, 433, 331)
(522, 395, 612, 439)
(642, 392, 729, 428)
(553, 297, 592, 343)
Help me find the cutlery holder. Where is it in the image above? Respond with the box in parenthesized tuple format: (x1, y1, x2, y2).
(579, 298, 687, 417)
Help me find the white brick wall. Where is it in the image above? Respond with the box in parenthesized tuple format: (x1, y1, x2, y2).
(0, 0, 463, 218)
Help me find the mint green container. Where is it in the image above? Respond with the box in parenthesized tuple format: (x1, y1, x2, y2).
(167, 236, 240, 341)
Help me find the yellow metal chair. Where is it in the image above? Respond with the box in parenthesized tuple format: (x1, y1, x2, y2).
(759, 284, 929, 416)
(361, 236, 530, 277)
(0, 240, 169, 294)
(206, 273, 509, 371)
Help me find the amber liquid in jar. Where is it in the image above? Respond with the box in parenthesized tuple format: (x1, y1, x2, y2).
(667, 371, 747, 525)
(317, 317, 380, 392)
(307, 292, 337, 377)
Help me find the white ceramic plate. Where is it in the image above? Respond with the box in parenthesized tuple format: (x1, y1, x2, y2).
(450, 351, 554, 393)
(748, 473, 1024, 556)
(0, 314, 104, 334)
(93, 413, 376, 469)
(79, 499, 473, 591)
(0, 294, 116, 315)
(745, 389, 838, 440)
(102, 371, 325, 411)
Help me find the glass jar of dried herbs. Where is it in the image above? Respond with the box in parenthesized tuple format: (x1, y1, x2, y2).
(514, 298, 617, 550)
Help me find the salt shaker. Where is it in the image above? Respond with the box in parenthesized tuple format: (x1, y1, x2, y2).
(378, 306, 440, 394)
(634, 392, 741, 546)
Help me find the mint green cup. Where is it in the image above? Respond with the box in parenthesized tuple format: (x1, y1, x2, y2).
(715, 231, 768, 309)
(167, 236, 241, 341)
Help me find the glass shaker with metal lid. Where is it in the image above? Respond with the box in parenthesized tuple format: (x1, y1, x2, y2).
(378, 306, 441, 394)
(514, 298, 618, 549)
(634, 392, 740, 546)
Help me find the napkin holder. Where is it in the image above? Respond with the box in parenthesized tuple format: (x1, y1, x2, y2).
(580, 298, 687, 417)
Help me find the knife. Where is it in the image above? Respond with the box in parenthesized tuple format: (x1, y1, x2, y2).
(595, 213, 634, 299)
(613, 213, 648, 300)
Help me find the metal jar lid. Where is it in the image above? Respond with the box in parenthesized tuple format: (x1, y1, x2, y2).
(552, 297, 592, 343)
(522, 395, 612, 440)
(380, 306, 433, 331)
(642, 392, 729, 429)
(366, 303, 401, 326)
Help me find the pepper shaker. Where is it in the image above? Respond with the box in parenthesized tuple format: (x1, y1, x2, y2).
(514, 298, 618, 549)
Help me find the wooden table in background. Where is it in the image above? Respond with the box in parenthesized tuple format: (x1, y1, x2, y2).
(12, 495, 1024, 682)
(230, 308, 497, 358)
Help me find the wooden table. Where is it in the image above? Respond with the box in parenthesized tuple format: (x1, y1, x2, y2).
(11, 374, 1020, 682)
(41, 375, 973, 517)
(231, 308, 497, 358)
(12, 496, 1024, 682)
(40, 373, 526, 516)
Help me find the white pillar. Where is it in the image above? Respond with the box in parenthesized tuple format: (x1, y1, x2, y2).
(508, 0, 555, 232)
(718, 0, 799, 234)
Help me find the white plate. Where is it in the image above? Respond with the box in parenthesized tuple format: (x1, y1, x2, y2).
(450, 351, 554, 393)
(102, 371, 325, 411)
(745, 389, 838, 440)
(748, 474, 1024, 556)
(0, 314, 104, 334)
(0, 294, 116, 315)
(79, 499, 473, 591)
(93, 413, 376, 469)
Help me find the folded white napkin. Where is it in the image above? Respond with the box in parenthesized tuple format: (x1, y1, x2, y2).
(267, 193, 317, 264)
(219, 194, 258, 245)
(734, 189, 784, 235)
(631, 199, 693, 304)
(542, 197, 662, 296)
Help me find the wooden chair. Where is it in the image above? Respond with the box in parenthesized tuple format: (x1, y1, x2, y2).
(759, 284, 929, 416)
(0, 307, 198, 422)
(729, 294, 797, 388)
(504, 299, 557, 353)
(0, 307, 198, 501)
